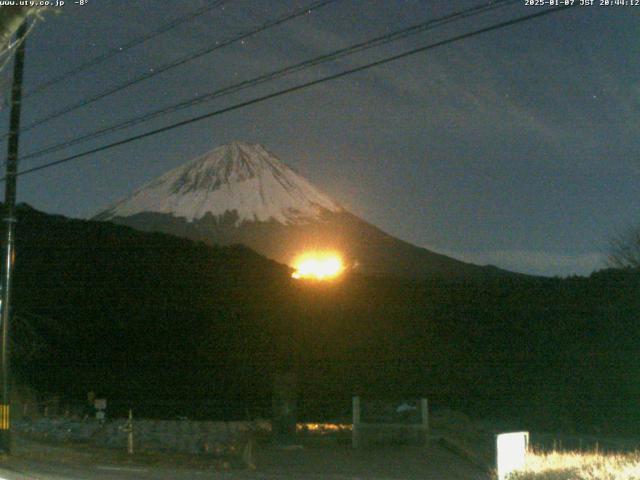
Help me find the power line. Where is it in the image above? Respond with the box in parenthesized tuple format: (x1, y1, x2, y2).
(7, 0, 338, 138)
(20, 0, 519, 163)
(5, 0, 231, 104)
(0, 17, 39, 80)
(4, 5, 574, 181)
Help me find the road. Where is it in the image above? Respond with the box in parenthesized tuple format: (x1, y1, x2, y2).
(0, 437, 490, 479)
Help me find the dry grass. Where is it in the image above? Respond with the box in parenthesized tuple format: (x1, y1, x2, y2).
(508, 449, 640, 480)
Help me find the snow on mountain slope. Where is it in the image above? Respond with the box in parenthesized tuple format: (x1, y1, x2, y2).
(95, 141, 515, 278)
(98, 142, 342, 225)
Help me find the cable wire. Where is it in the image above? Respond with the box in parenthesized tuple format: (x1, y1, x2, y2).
(8, 0, 338, 138)
(20, 0, 519, 163)
(7, 0, 231, 105)
(0, 16, 38, 80)
(4, 5, 574, 181)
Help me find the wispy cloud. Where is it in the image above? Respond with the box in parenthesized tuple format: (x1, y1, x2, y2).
(426, 246, 606, 277)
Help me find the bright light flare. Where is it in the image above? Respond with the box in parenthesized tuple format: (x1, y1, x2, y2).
(291, 252, 345, 280)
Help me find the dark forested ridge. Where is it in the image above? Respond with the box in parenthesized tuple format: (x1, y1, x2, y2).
(7, 204, 640, 433)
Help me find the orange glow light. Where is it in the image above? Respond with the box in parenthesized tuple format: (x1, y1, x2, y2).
(291, 252, 345, 280)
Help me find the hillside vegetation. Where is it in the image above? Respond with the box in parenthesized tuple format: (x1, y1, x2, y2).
(7, 205, 640, 432)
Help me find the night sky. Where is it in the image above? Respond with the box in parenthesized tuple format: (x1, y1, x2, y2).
(1, 0, 638, 276)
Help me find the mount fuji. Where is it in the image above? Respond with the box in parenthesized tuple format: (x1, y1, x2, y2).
(94, 141, 507, 278)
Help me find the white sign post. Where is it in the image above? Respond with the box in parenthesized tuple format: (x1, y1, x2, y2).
(496, 431, 529, 480)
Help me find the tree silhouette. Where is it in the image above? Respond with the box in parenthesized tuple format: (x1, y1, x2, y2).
(608, 225, 640, 269)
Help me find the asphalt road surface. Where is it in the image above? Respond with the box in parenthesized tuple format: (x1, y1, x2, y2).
(0, 438, 489, 479)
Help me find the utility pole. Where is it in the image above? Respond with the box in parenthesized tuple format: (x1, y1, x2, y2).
(0, 19, 28, 454)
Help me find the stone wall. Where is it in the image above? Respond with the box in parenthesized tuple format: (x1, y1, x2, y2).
(14, 417, 270, 456)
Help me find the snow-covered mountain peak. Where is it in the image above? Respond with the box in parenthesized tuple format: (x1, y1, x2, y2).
(96, 142, 343, 225)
